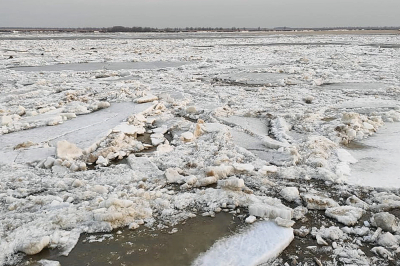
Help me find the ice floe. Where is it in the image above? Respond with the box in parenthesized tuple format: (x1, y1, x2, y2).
(192, 221, 294, 266)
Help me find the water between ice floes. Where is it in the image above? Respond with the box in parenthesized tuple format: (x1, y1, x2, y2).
(23, 213, 243, 266)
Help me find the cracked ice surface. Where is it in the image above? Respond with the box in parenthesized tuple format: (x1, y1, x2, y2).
(0, 102, 153, 164)
(1, 32, 400, 265)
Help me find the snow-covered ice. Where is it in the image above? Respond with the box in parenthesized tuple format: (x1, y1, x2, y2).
(347, 122, 400, 188)
(192, 221, 294, 266)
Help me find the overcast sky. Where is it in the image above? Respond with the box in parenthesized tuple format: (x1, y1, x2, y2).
(1, 0, 399, 28)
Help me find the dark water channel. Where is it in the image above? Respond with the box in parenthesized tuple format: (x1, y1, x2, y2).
(22, 213, 244, 266)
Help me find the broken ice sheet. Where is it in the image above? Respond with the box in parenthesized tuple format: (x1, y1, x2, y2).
(0, 102, 153, 165)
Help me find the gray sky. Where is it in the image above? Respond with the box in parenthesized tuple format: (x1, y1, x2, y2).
(1, 0, 399, 28)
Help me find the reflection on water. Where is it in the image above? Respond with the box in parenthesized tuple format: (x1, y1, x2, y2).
(12, 61, 186, 72)
(216, 72, 290, 87)
(344, 141, 372, 150)
(23, 213, 244, 266)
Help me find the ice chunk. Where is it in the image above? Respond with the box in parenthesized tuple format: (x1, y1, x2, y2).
(336, 162, 351, 179)
(127, 155, 162, 177)
(1, 115, 13, 126)
(181, 131, 194, 142)
(58, 230, 81, 256)
(97, 101, 110, 109)
(275, 217, 295, 228)
(192, 221, 293, 266)
(270, 117, 292, 143)
(377, 232, 398, 248)
(261, 136, 290, 149)
(233, 163, 254, 173)
(313, 226, 345, 242)
(96, 156, 109, 167)
(249, 203, 292, 220)
(38, 260, 61, 266)
(218, 177, 245, 191)
(135, 94, 158, 103)
(325, 206, 364, 226)
(17, 106, 26, 116)
(150, 133, 165, 146)
(293, 206, 308, 220)
(196, 176, 218, 187)
(47, 115, 63, 126)
(259, 165, 278, 174)
(91, 185, 108, 194)
(342, 112, 362, 126)
(346, 195, 369, 209)
(18, 236, 50, 255)
(336, 149, 357, 164)
(113, 123, 145, 135)
(363, 122, 374, 130)
(165, 168, 184, 184)
(245, 215, 257, 224)
(373, 212, 398, 233)
(205, 165, 234, 179)
(316, 235, 329, 246)
(280, 187, 300, 202)
(56, 140, 83, 161)
(129, 222, 140, 230)
(186, 106, 197, 114)
(302, 193, 339, 210)
(371, 246, 392, 259)
(44, 157, 56, 169)
(156, 143, 174, 154)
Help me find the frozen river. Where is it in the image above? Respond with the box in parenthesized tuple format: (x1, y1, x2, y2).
(1, 31, 400, 266)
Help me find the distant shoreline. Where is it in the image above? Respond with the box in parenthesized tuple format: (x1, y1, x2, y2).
(0, 27, 399, 36)
(262, 29, 400, 35)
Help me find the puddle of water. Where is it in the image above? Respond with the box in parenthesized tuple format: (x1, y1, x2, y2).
(136, 132, 152, 145)
(343, 141, 371, 150)
(363, 43, 400, 49)
(321, 117, 336, 122)
(224, 42, 348, 47)
(320, 82, 388, 91)
(11, 61, 186, 72)
(216, 72, 289, 87)
(22, 213, 244, 266)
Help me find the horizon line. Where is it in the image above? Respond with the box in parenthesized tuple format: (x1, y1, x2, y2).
(1, 26, 400, 30)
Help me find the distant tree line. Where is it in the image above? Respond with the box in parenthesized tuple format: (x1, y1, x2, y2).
(102, 25, 400, 33)
(107, 26, 158, 32)
(1, 26, 399, 33)
(106, 26, 242, 32)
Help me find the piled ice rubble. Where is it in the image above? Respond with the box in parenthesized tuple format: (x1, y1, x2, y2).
(1, 32, 400, 265)
(336, 112, 384, 144)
